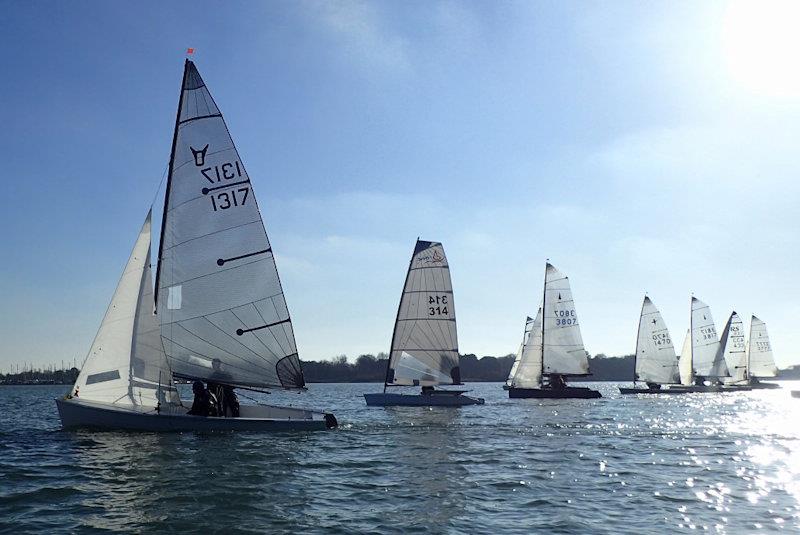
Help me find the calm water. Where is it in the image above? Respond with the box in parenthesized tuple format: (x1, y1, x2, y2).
(2, 382, 800, 533)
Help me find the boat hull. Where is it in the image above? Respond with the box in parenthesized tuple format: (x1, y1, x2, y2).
(749, 382, 781, 390)
(56, 398, 336, 432)
(364, 392, 485, 407)
(508, 387, 601, 399)
(792, 391, 800, 399)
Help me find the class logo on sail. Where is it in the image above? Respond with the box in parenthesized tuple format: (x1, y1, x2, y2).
(191, 144, 209, 166)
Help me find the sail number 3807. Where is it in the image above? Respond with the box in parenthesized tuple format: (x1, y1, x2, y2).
(555, 309, 577, 326)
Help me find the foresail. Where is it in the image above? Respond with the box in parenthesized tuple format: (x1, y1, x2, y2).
(155, 60, 303, 390)
(506, 316, 534, 385)
(679, 329, 693, 386)
(542, 263, 590, 375)
(74, 211, 178, 406)
(635, 297, 679, 384)
(511, 308, 543, 388)
(719, 312, 747, 382)
(748, 316, 778, 377)
(386, 240, 459, 386)
(690, 297, 726, 378)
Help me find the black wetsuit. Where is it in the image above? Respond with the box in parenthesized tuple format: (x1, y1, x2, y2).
(187, 389, 213, 416)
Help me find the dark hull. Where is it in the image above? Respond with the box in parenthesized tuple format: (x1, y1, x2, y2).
(791, 391, 800, 398)
(364, 391, 485, 407)
(508, 387, 601, 399)
(749, 382, 781, 390)
(619, 386, 667, 395)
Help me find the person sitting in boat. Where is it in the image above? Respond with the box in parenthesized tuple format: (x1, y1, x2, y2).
(646, 382, 662, 390)
(207, 381, 225, 416)
(221, 385, 240, 417)
(421, 385, 435, 396)
(549, 374, 566, 390)
(187, 381, 218, 417)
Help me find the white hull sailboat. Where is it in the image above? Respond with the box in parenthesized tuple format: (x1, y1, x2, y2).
(507, 263, 601, 399)
(619, 296, 682, 394)
(57, 60, 336, 431)
(364, 240, 484, 407)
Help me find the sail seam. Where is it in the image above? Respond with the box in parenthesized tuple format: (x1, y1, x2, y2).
(178, 113, 222, 125)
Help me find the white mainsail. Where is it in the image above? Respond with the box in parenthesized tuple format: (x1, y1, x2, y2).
(542, 263, 590, 376)
(506, 315, 534, 386)
(719, 312, 748, 382)
(385, 240, 460, 387)
(509, 307, 544, 388)
(155, 60, 304, 390)
(73, 211, 179, 406)
(679, 329, 693, 385)
(690, 297, 727, 378)
(748, 316, 778, 377)
(634, 296, 679, 385)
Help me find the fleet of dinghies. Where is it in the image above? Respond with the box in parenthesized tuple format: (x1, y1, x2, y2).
(57, 59, 788, 432)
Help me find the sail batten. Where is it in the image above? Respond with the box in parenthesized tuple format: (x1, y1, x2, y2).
(385, 240, 460, 387)
(156, 60, 304, 390)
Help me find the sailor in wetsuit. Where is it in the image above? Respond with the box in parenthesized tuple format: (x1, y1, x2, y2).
(549, 374, 566, 390)
(187, 381, 217, 416)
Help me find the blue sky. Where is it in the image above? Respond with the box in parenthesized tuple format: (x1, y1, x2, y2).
(2, 1, 800, 370)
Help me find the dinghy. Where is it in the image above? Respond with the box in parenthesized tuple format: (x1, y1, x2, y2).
(743, 316, 780, 389)
(664, 298, 729, 394)
(619, 296, 682, 394)
(719, 312, 753, 391)
(503, 315, 535, 390)
(364, 240, 484, 407)
(507, 263, 601, 399)
(57, 60, 337, 431)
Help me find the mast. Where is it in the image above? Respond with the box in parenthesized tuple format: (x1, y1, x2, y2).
(689, 297, 694, 384)
(540, 261, 548, 387)
(154, 59, 189, 310)
(747, 315, 753, 381)
(383, 239, 417, 392)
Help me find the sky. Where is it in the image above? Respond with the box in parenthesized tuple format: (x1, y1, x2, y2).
(2, 0, 800, 371)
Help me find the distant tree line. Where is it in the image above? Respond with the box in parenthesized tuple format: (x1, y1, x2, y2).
(3, 357, 800, 385)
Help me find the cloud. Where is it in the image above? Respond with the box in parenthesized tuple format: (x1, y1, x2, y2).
(302, 0, 411, 74)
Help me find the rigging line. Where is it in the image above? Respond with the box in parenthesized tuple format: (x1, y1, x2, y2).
(252, 300, 292, 357)
(202, 313, 280, 364)
(149, 163, 170, 209)
(227, 309, 282, 362)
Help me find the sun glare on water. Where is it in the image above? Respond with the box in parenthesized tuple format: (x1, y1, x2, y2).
(722, 0, 800, 98)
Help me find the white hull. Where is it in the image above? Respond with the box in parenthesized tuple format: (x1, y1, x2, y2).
(56, 397, 336, 432)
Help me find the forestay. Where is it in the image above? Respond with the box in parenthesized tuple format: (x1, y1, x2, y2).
(690, 297, 727, 378)
(73, 211, 179, 406)
(719, 312, 747, 382)
(510, 308, 543, 388)
(506, 315, 535, 386)
(635, 296, 679, 384)
(385, 240, 460, 386)
(748, 316, 778, 377)
(155, 60, 304, 390)
(542, 263, 590, 376)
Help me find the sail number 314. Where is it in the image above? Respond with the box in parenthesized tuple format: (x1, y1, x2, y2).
(428, 295, 449, 316)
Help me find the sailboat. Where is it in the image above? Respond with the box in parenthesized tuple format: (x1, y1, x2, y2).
(503, 315, 535, 390)
(364, 240, 485, 407)
(743, 315, 780, 389)
(669, 297, 728, 393)
(718, 312, 752, 391)
(507, 263, 601, 399)
(619, 296, 681, 394)
(56, 60, 337, 431)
